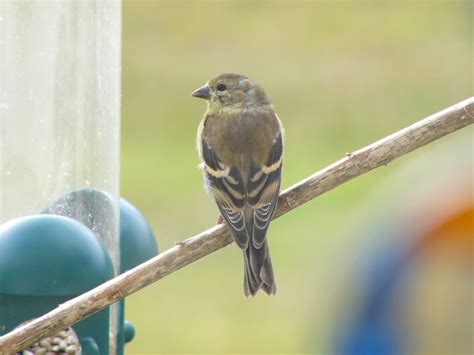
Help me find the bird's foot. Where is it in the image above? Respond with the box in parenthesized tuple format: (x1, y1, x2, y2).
(217, 215, 225, 225)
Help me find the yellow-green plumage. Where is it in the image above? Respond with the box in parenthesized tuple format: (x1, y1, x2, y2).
(193, 73, 284, 296)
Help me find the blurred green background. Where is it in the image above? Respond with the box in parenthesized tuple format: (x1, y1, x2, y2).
(121, 1, 471, 354)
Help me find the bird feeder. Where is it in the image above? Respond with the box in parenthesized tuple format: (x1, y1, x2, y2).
(0, 1, 125, 353)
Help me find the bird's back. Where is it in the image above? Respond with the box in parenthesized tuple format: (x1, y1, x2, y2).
(202, 107, 281, 173)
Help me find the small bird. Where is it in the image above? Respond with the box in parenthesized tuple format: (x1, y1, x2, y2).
(192, 73, 284, 296)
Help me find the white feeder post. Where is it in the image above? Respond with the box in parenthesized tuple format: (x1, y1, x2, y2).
(0, 1, 121, 353)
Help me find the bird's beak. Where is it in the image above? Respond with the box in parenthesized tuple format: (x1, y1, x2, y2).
(191, 85, 211, 100)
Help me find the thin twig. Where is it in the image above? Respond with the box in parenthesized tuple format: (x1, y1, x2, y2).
(0, 97, 473, 353)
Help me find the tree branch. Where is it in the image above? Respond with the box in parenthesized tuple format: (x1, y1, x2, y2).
(1, 97, 473, 353)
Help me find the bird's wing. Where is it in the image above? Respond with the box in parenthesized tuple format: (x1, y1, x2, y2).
(247, 132, 283, 248)
(200, 139, 249, 248)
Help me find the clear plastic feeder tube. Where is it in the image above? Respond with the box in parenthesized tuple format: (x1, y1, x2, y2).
(0, 1, 121, 352)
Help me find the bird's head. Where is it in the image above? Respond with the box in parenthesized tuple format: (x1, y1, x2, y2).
(191, 73, 270, 112)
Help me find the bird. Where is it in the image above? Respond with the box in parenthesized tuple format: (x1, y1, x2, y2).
(191, 73, 284, 297)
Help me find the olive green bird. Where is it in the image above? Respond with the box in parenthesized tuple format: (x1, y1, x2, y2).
(192, 73, 284, 296)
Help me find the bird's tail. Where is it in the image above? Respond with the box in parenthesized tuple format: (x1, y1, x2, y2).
(243, 239, 276, 297)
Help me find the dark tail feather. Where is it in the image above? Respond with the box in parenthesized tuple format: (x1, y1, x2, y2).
(243, 239, 276, 297)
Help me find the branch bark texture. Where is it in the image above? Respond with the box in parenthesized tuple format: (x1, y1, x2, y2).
(1, 97, 473, 353)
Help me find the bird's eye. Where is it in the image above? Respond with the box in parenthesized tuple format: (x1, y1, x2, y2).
(217, 84, 227, 92)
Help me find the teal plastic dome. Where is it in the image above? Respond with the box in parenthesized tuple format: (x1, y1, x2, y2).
(0, 215, 114, 296)
(42, 188, 115, 244)
(43, 190, 159, 272)
(120, 198, 158, 273)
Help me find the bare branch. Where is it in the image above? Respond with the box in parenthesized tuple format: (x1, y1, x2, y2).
(1, 97, 473, 353)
